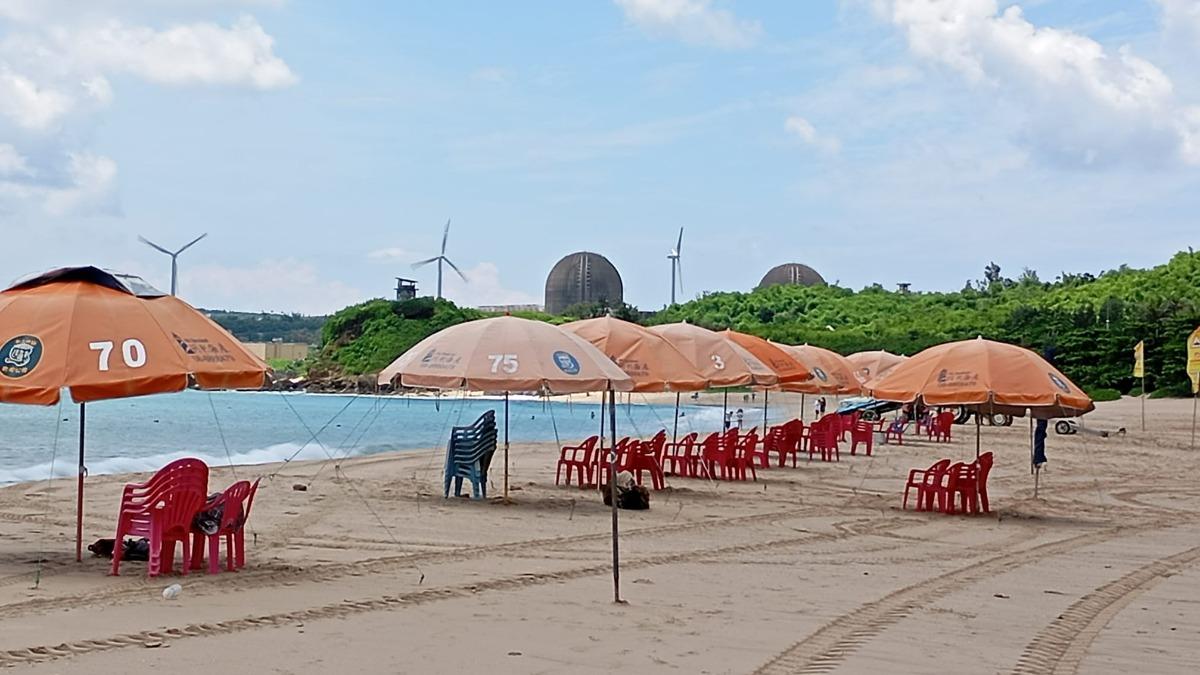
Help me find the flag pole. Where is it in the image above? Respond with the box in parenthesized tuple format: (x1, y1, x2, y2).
(1191, 393, 1197, 451)
(1141, 374, 1146, 432)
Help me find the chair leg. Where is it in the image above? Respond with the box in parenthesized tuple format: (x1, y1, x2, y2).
(190, 532, 204, 571)
(235, 530, 246, 568)
(179, 535, 190, 577)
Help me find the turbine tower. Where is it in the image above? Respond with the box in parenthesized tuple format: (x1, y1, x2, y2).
(138, 232, 207, 296)
(412, 219, 467, 299)
(667, 227, 684, 305)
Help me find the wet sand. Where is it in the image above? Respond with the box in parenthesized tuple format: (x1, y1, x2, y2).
(1, 395, 1198, 674)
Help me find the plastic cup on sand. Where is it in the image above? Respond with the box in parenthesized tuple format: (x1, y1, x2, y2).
(162, 584, 182, 600)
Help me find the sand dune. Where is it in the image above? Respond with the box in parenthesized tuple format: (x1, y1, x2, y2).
(1, 394, 1198, 674)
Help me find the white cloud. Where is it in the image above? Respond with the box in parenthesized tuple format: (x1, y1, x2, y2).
(440, 262, 540, 308)
(0, 143, 30, 176)
(0, 6, 295, 214)
(784, 115, 841, 154)
(1158, 0, 1200, 41)
(614, 0, 762, 49)
(182, 259, 364, 314)
(471, 66, 512, 85)
(872, 0, 1200, 167)
(47, 16, 297, 90)
(0, 66, 72, 130)
(42, 152, 119, 216)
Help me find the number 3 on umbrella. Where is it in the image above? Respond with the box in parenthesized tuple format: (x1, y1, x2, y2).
(88, 339, 148, 371)
(488, 354, 519, 374)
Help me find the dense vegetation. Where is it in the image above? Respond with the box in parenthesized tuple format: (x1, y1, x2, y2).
(309, 251, 1200, 395)
(652, 250, 1200, 396)
(204, 309, 326, 344)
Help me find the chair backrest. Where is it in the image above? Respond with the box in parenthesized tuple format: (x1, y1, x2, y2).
(447, 412, 498, 469)
(243, 477, 262, 524)
(124, 457, 209, 501)
(148, 470, 209, 533)
(213, 480, 254, 533)
(927, 458, 952, 477)
(975, 451, 994, 485)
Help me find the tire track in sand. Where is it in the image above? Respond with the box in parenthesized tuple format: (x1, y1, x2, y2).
(750, 523, 1162, 675)
(1011, 544, 1200, 675)
(0, 516, 905, 668)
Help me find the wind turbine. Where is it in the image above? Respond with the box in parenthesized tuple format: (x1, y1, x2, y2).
(667, 227, 684, 305)
(138, 232, 207, 296)
(412, 219, 467, 299)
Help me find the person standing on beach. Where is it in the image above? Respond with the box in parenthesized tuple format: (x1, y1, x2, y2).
(735, 408, 744, 428)
(819, 397, 827, 416)
(813, 397, 821, 419)
(724, 411, 733, 430)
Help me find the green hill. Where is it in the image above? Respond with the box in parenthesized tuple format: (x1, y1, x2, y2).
(652, 250, 1200, 395)
(310, 252, 1200, 396)
(203, 309, 326, 344)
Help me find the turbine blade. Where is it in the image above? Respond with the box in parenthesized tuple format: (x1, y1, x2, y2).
(412, 256, 440, 269)
(676, 259, 684, 294)
(175, 232, 208, 255)
(444, 258, 468, 282)
(676, 226, 684, 253)
(441, 218, 451, 255)
(138, 235, 173, 256)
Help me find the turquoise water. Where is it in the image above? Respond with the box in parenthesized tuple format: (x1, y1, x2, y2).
(0, 390, 733, 485)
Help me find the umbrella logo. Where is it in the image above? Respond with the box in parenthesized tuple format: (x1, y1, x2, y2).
(1, 335, 42, 379)
(552, 351, 581, 375)
(812, 366, 828, 382)
(1048, 372, 1071, 393)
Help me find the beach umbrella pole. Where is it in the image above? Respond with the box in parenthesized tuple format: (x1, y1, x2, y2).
(975, 412, 981, 460)
(762, 389, 769, 431)
(722, 390, 728, 428)
(76, 402, 86, 563)
(1191, 393, 1197, 451)
(503, 392, 510, 501)
(801, 393, 805, 422)
(672, 392, 680, 449)
(597, 393, 605, 491)
(608, 387, 622, 604)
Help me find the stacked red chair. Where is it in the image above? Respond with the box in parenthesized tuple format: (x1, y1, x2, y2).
(111, 458, 209, 577)
(556, 435, 599, 487)
(627, 431, 667, 489)
(730, 429, 760, 481)
(808, 417, 840, 462)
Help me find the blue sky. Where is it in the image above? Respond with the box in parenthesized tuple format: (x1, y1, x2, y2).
(2, 1, 1198, 314)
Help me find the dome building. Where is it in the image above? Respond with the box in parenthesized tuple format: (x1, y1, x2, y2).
(544, 252, 624, 315)
(757, 263, 826, 289)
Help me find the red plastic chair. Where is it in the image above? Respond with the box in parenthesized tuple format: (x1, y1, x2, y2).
(808, 419, 840, 462)
(774, 420, 803, 467)
(627, 431, 667, 489)
(702, 430, 738, 480)
(664, 432, 698, 476)
(731, 429, 760, 481)
(903, 458, 951, 511)
(597, 437, 633, 486)
(944, 462, 980, 514)
(111, 458, 209, 577)
(189, 478, 259, 574)
(929, 411, 954, 442)
(556, 436, 599, 487)
(849, 420, 874, 456)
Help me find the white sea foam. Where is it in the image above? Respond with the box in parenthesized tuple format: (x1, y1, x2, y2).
(0, 442, 372, 486)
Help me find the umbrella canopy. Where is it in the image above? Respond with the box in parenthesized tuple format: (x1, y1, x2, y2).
(0, 267, 269, 404)
(720, 330, 811, 385)
(777, 344, 861, 395)
(648, 322, 778, 387)
(377, 315, 634, 393)
(866, 337, 1094, 418)
(846, 350, 907, 385)
(560, 316, 708, 393)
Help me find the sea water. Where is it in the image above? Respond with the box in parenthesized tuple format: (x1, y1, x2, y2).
(0, 389, 731, 485)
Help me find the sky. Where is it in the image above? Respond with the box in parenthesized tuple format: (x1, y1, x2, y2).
(1, 0, 1198, 315)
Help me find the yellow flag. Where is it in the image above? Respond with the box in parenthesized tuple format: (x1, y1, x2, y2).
(1133, 340, 1145, 378)
(1187, 327, 1200, 394)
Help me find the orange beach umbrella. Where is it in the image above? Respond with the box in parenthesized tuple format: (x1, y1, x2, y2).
(560, 316, 708, 393)
(0, 267, 269, 560)
(648, 322, 778, 388)
(866, 337, 1093, 418)
(720, 330, 811, 385)
(777, 344, 860, 395)
(846, 350, 907, 385)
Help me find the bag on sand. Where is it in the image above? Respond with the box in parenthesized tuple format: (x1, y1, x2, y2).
(601, 471, 651, 510)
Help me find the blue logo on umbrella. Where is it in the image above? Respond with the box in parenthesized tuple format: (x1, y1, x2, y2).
(1048, 372, 1071, 393)
(553, 351, 580, 375)
(812, 366, 828, 382)
(1, 335, 43, 379)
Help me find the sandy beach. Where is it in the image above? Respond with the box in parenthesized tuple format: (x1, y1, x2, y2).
(2, 394, 1199, 674)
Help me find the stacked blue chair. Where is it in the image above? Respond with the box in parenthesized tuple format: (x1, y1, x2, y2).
(443, 410, 498, 499)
